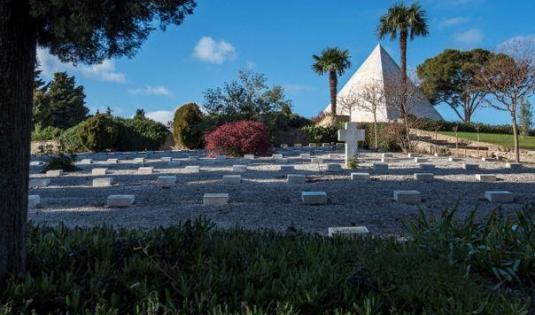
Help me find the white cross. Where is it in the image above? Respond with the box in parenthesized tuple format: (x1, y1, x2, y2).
(338, 122, 365, 165)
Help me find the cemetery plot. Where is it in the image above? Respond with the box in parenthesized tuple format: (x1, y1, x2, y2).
(28, 149, 535, 235)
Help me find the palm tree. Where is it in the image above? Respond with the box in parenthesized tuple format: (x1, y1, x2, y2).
(312, 48, 351, 122)
(378, 2, 428, 117)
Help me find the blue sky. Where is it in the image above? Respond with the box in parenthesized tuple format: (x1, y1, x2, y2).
(37, 0, 535, 125)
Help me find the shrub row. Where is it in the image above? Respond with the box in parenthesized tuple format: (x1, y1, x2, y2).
(59, 114, 169, 152)
(412, 116, 535, 136)
(1, 208, 532, 314)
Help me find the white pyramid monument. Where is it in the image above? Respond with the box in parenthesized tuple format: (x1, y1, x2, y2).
(323, 44, 442, 122)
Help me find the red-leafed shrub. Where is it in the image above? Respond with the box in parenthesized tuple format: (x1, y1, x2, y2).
(204, 120, 270, 156)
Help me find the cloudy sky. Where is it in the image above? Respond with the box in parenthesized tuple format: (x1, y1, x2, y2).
(37, 0, 535, 125)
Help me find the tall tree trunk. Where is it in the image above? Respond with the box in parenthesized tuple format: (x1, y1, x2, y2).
(0, 0, 36, 279)
(399, 30, 408, 118)
(511, 111, 520, 162)
(329, 70, 338, 123)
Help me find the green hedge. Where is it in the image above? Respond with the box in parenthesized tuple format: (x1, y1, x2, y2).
(412, 116, 535, 136)
(59, 115, 169, 152)
(0, 213, 529, 314)
(31, 125, 63, 141)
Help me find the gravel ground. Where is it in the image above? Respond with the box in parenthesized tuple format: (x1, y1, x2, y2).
(28, 148, 535, 236)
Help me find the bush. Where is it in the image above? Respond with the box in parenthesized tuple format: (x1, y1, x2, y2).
(408, 207, 535, 289)
(115, 116, 170, 151)
(300, 125, 338, 143)
(31, 125, 63, 141)
(360, 122, 402, 152)
(0, 218, 529, 314)
(43, 153, 76, 172)
(205, 120, 270, 156)
(58, 126, 85, 152)
(75, 114, 118, 151)
(411, 116, 535, 136)
(172, 103, 204, 149)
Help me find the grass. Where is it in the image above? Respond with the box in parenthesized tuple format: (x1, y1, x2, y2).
(1, 211, 533, 314)
(439, 131, 535, 150)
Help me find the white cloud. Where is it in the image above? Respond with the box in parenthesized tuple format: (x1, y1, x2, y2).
(454, 29, 484, 46)
(36, 47, 126, 83)
(145, 110, 175, 125)
(440, 17, 469, 28)
(128, 85, 172, 96)
(245, 60, 256, 70)
(80, 60, 126, 83)
(193, 36, 236, 64)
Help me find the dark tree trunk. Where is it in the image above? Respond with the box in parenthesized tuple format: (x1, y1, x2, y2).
(0, 0, 36, 279)
(399, 30, 408, 118)
(329, 70, 338, 122)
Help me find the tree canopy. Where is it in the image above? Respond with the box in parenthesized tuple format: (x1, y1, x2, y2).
(32, 72, 89, 129)
(417, 49, 492, 122)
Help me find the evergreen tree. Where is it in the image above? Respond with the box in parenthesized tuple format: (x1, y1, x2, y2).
(134, 108, 146, 119)
(518, 98, 533, 136)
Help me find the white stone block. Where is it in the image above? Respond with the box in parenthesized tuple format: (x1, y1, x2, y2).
(463, 163, 479, 170)
(93, 177, 113, 187)
(92, 168, 108, 176)
(325, 163, 342, 171)
(448, 157, 459, 162)
(485, 191, 513, 203)
(322, 143, 331, 147)
(414, 157, 426, 163)
(279, 165, 295, 172)
(272, 153, 283, 159)
(308, 143, 317, 148)
(28, 195, 40, 208)
(300, 153, 311, 159)
(419, 163, 435, 171)
(80, 159, 92, 165)
(287, 174, 306, 184)
(373, 163, 389, 173)
(476, 174, 497, 182)
(281, 144, 288, 148)
(310, 158, 323, 164)
(138, 167, 154, 175)
(413, 173, 434, 182)
(107, 195, 135, 207)
(203, 193, 229, 205)
(157, 175, 176, 188)
(29, 179, 50, 187)
(302, 191, 327, 205)
(243, 154, 255, 160)
(381, 153, 392, 158)
(133, 157, 145, 164)
(328, 226, 369, 237)
(506, 163, 522, 170)
(107, 158, 119, 164)
(161, 157, 172, 162)
(185, 165, 200, 173)
(394, 190, 421, 204)
(294, 144, 302, 148)
(30, 161, 44, 166)
(232, 165, 248, 173)
(350, 173, 370, 181)
(46, 169, 63, 176)
(407, 153, 415, 158)
(223, 175, 241, 184)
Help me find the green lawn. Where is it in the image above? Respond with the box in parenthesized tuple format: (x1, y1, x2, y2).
(439, 131, 535, 150)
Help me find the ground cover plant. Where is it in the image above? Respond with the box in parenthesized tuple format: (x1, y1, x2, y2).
(1, 208, 533, 314)
(439, 131, 535, 150)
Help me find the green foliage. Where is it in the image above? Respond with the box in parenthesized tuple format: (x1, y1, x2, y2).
(411, 116, 535, 136)
(115, 116, 170, 152)
(311, 47, 352, 76)
(300, 125, 338, 143)
(31, 125, 63, 141)
(75, 114, 118, 151)
(378, 2, 429, 42)
(346, 158, 359, 169)
(408, 207, 535, 289)
(417, 49, 492, 122)
(0, 219, 528, 314)
(360, 122, 402, 152)
(172, 103, 204, 149)
(32, 72, 89, 129)
(518, 98, 533, 136)
(43, 153, 76, 172)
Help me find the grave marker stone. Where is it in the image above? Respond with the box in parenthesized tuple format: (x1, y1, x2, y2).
(337, 122, 365, 165)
